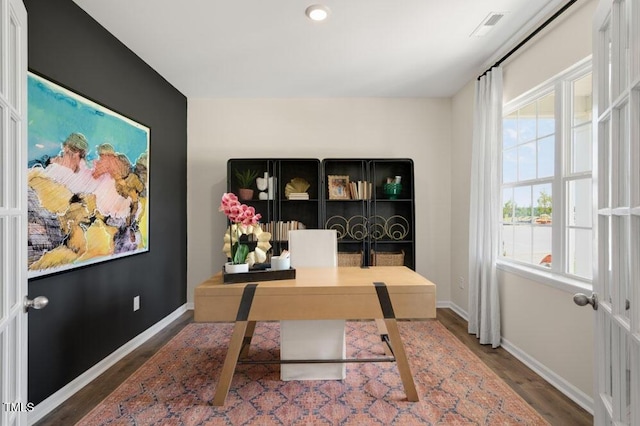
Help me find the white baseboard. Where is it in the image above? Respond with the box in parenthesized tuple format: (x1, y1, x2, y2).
(28, 304, 188, 425)
(186, 301, 194, 310)
(500, 337, 594, 415)
(438, 302, 593, 415)
(436, 300, 469, 321)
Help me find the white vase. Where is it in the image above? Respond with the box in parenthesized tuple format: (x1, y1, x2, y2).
(224, 262, 249, 273)
(256, 172, 269, 191)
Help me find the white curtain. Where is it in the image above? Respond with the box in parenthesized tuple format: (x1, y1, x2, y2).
(468, 66, 502, 348)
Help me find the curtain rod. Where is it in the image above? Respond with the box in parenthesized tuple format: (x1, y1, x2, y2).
(477, 0, 578, 80)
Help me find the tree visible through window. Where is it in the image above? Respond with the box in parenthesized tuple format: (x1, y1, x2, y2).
(501, 61, 592, 282)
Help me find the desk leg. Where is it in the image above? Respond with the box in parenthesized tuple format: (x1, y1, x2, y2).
(213, 283, 258, 406)
(375, 319, 393, 357)
(374, 282, 419, 402)
(239, 321, 256, 358)
(383, 319, 419, 402)
(213, 321, 249, 406)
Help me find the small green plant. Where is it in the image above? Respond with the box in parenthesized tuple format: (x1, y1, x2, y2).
(235, 169, 259, 188)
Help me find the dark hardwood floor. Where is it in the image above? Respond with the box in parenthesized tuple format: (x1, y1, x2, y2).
(36, 308, 593, 425)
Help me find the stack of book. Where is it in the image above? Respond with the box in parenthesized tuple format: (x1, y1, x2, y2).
(261, 220, 307, 241)
(349, 181, 373, 200)
(288, 192, 309, 200)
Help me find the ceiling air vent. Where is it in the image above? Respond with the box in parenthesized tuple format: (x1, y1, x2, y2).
(470, 12, 505, 37)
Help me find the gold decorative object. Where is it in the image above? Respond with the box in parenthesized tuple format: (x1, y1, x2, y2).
(285, 177, 311, 199)
(347, 215, 368, 240)
(385, 215, 410, 240)
(325, 215, 348, 240)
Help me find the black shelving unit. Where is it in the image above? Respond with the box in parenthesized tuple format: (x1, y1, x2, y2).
(227, 158, 321, 256)
(322, 159, 415, 270)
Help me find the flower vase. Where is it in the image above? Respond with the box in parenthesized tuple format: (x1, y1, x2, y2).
(238, 188, 254, 200)
(224, 262, 249, 274)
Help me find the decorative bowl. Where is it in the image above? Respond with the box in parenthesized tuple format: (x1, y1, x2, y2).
(383, 183, 402, 199)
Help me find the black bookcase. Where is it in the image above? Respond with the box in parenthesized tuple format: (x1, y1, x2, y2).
(226, 158, 414, 269)
(227, 158, 321, 256)
(322, 159, 415, 270)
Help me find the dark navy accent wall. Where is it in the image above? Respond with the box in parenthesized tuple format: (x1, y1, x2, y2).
(25, 0, 187, 404)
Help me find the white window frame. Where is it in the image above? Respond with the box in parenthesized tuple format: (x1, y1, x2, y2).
(499, 57, 593, 294)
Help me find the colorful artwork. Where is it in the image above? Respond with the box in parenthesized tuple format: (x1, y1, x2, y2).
(27, 72, 150, 278)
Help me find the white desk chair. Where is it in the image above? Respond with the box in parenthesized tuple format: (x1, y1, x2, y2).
(281, 229, 346, 380)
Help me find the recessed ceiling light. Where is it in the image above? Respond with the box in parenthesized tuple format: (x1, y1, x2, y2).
(306, 4, 330, 22)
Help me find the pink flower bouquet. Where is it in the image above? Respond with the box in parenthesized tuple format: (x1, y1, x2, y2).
(219, 193, 271, 265)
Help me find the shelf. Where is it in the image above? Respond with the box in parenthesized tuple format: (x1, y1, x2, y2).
(228, 158, 415, 270)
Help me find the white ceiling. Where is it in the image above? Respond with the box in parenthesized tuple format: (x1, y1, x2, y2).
(72, 0, 563, 98)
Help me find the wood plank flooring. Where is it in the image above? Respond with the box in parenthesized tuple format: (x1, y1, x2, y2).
(35, 308, 593, 425)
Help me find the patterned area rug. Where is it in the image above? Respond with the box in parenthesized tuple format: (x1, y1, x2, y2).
(78, 321, 549, 425)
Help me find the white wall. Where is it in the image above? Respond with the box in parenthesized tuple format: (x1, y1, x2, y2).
(450, 0, 598, 407)
(187, 98, 452, 305)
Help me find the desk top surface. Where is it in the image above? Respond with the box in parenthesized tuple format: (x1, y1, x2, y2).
(196, 266, 435, 294)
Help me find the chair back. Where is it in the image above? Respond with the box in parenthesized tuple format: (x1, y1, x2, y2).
(288, 229, 337, 268)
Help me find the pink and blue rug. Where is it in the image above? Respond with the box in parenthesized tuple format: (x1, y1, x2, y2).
(78, 320, 548, 425)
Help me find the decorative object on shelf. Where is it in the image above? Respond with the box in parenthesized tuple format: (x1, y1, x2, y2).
(219, 193, 272, 270)
(383, 175, 403, 199)
(368, 215, 387, 240)
(371, 249, 405, 266)
(328, 175, 350, 199)
(337, 251, 363, 267)
(348, 180, 373, 200)
(325, 214, 409, 241)
(385, 215, 410, 240)
(325, 215, 349, 239)
(347, 215, 368, 240)
(235, 169, 259, 200)
(285, 177, 311, 199)
(256, 172, 269, 200)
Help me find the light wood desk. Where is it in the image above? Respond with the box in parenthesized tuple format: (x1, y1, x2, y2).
(194, 266, 436, 406)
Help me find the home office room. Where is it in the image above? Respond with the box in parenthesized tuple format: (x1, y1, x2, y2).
(2, 0, 636, 424)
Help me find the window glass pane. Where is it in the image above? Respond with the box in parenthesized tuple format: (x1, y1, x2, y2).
(512, 224, 532, 264)
(568, 228, 593, 279)
(533, 226, 552, 267)
(617, 102, 630, 207)
(502, 187, 514, 222)
(537, 93, 555, 137)
(573, 74, 592, 126)
(501, 224, 515, 258)
(518, 142, 536, 181)
(514, 185, 532, 222)
(503, 148, 517, 183)
(534, 183, 552, 223)
(568, 178, 593, 227)
(504, 112, 518, 148)
(518, 102, 537, 143)
(572, 124, 593, 173)
(538, 136, 554, 178)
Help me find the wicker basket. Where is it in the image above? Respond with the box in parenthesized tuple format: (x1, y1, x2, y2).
(338, 251, 363, 267)
(370, 249, 405, 266)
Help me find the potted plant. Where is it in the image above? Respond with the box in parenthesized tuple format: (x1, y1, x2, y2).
(219, 193, 271, 273)
(235, 169, 259, 200)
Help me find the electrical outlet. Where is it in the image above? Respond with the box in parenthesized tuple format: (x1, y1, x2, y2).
(133, 295, 140, 311)
(457, 276, 464, 289)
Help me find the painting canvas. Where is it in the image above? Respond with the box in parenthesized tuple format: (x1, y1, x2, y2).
(27, 72, 150, 278)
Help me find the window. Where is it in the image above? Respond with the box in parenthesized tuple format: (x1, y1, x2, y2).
(501, 60, 592, 283)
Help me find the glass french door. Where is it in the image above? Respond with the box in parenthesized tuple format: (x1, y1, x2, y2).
(0, 0, 28, 425)
(592, 0, 639, 424)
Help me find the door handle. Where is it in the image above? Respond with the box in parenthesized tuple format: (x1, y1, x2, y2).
(24, 295, 49, 312)
(573, 292, 598, 310)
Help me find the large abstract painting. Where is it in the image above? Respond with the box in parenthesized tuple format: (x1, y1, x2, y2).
(27, 72, 150, 278)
